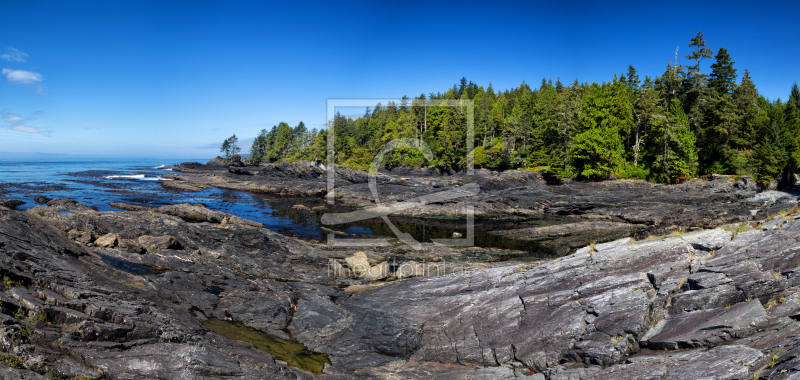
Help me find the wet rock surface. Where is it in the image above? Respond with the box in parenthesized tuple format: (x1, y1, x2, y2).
(162, 161, 799, 249)
(3, 162, 800, 378)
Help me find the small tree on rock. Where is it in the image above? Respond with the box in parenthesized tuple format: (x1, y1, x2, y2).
(220, 134, 240, 160)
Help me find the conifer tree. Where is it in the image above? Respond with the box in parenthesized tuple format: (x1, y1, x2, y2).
(250, 129, 269, 161)
(570, 83, 626, 178)
(220, 139, 231, 160)
(783, 101, 800, 174)
(626, 65, 640, 92)
(555, 77, 564, 92)
(221, 134, 240, 159)
(273, 122, 292, 158)
(733, 68, 762, 152)
(685, 31, 713, 86)
(702, 92, 738, 174)
(631, 82, 660, 167)
(708, 48, 737, 95)
(754, 121, 785, 185)
(683, 31, 713, 142)
(789, 82, 800, 110)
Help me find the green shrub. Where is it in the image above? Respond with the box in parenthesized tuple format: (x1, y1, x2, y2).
(618, 162, 650, 180)
(543, 165, 573, 181)
(473, 146, 487, 168)
(229, 154, 242, 162)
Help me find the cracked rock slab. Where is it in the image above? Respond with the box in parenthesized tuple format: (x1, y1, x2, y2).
(679, 227, 732, 251)
(584, 344, 764, 380)
(644, 300, 767, 350)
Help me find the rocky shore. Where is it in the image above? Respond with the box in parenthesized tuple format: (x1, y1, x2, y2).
(164, 160, 799, 252)
(1, 161, 800, 378)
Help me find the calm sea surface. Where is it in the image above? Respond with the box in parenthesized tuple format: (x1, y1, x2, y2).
(0, 158, 339, 239)
(0, 158, 543, 253)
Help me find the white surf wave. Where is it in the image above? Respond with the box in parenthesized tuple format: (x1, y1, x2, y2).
(104, 174, 172, 181)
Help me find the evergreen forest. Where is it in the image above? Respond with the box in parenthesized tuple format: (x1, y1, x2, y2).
(237, 32, 800, 185)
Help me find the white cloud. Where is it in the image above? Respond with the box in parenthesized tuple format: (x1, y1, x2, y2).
(1, 110, 51, 137)
(2, 68, 42, 84)
(1, 47, 28, 62)
(2, 113, 23, 123)
(12, 125, 50, 137)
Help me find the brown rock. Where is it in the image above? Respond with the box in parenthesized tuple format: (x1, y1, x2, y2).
(364, 262, 390, 281)
(94, 233, 119, 248)
(137, 235, 183, 253)
(117, 238, 144, 254)
(328, 259, 350, 277)
(395, 261, 424, 279)
(345, 252, 370, 277)
(67, 229, 94, 245)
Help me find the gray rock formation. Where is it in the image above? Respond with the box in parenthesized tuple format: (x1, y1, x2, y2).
(3, 186, 800, 378)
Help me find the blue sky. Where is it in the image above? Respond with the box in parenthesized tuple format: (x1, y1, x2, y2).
(1, 0, 798, 158)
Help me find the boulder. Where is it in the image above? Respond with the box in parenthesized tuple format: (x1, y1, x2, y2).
(364, 262, 390, 281)
(160, 180, 209, 192)
(118, 238, 145, 254)
(291, 204, 310, 211)
(46, 198, 97, 211)
(33, 195, 52, 204)
(256, 161, 325, 180)
(395, 261, 424, 279)
(328, 259, 350, 277)
(158, 203, 262, 227)
(94, 233, 119, 248)
(67, 229, 94, 245)
(0, 199, 24, 209)
(228, 166, 253, 175)
(138, 235, 183, 253)
(345, 252, 370, 277)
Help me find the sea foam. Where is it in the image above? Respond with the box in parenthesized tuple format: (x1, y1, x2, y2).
(104, 174, 172, 181)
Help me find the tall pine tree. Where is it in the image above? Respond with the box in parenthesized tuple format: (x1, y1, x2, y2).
(683, 31, 713, 143)
(708, 48, 737, 95)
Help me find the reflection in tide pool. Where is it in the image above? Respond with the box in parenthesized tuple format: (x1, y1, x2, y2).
(0, 158, 548, 253)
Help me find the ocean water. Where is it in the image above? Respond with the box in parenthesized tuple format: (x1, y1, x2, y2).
(0, 158, 178, 183)
(0, 158, 334, 239)
(0, 158, 545, 253)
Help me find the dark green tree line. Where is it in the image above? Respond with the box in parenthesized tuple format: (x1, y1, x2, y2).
(224, 32, 799, 185)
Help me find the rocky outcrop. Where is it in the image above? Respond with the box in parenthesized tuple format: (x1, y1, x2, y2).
(6, 190, 800, 378)
(32, 196, 51, 204)
(287, 213, 800, 378)
(162, 161, 799, 251)
(0, 201, 338, 379)
(108, 202, 156, 212)
(158, 203, 263, 227)
(206, 158, 225, 166)
(0, 199, 24, 209)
